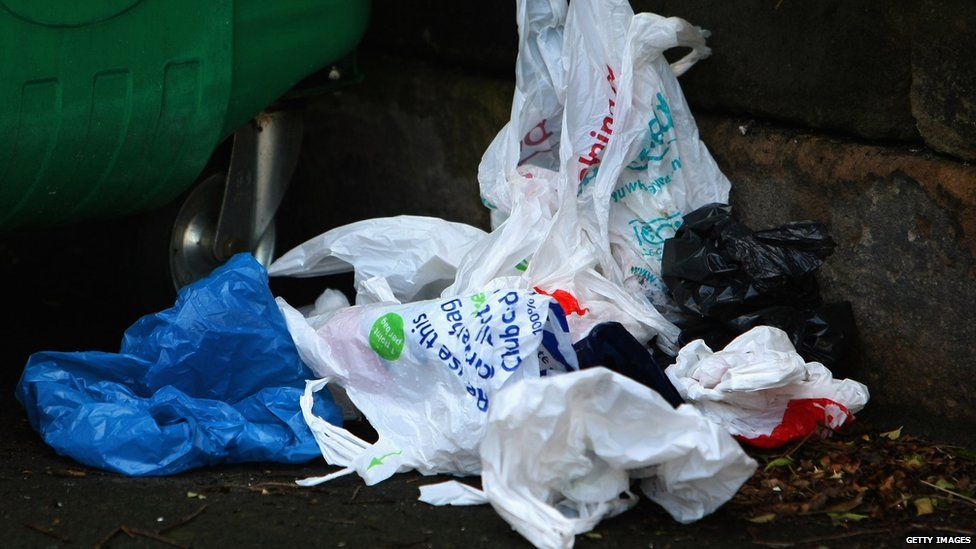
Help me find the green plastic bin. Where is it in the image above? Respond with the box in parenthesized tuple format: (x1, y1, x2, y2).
(0, 0, 369, 230)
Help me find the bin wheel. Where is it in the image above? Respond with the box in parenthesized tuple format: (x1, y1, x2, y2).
(169, 172, 276, 290)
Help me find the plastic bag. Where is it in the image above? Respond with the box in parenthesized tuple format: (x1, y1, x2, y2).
(16, 254, 342, 476)
(578, 9, 730, 308)
(661, 203, 857, 367)
(574, 321, 683, 407)
(278, 287, 578, 485)
(486, 0, 722, 346)
(268, 216, 487, 304)
(469, 0, 724, 347)
(666, 326, 870, 448)
(420, 367, 757, 549)
(662, 203, 837, 318)
(677, 302, 857, 370)
(479, 0, 568, 228)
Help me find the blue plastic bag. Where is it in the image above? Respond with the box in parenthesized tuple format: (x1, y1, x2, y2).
(16, 254, 342, 476)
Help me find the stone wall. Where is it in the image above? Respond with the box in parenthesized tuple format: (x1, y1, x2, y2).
(362, 0, 976, 160)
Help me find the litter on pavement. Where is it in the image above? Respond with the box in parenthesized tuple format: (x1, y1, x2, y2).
(17, 0, 871, 546)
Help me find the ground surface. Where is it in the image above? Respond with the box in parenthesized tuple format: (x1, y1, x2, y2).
(1, 395, 974, 548)
(2, 219, 974, 548)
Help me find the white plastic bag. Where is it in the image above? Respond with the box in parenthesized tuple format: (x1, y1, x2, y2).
(666, 326, 870, 447)
(278, 288, 578, 485)
(297, 288, 350, 327)
(479, 0, 568, 228)
(587, 13, 730, 308)
(548, 0, 728, 308)
(421, 367, 757, 549)
(509, 0, 695, 348)
(268, 216, 486, 304)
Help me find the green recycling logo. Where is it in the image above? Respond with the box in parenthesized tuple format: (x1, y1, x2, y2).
(366, 450, 403, 471)
(368, 313, 405, 360)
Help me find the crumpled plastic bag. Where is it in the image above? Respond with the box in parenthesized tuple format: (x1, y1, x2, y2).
(16, 254, 342, 476)
(662, 203, 836, 318)
(419, 367, 757, 549)
(278, 287, 578, 486)
(661, 203, 857, 367)
(268, 216, 487, 304)
(666, 326, 869, 448)
(574, 321, 683, 407)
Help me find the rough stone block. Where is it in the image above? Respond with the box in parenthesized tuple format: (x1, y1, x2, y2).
(362, 0, 976, 159)
(700, 115, 976, 422)
(911, 0, 976, 161)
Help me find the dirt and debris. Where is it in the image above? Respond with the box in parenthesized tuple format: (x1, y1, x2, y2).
(2, 391, 973, 548)
(736, 423, 976, 546)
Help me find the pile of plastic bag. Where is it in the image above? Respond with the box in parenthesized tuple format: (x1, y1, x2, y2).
(16, 0, 871, 547)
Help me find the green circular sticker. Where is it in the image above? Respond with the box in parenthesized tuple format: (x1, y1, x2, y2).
(369, 313, 405, 361)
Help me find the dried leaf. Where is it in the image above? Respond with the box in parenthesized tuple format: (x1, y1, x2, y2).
(935, 479, 956, 491)
(825, 492, 864, 513)
(903, 454, 926, 469)
(746, 513, 777, 524)
(583, 532, 603, 540)
(913, 497, 934, 516)
(880, 427, 902, 440)
(186, 491, 206, 500)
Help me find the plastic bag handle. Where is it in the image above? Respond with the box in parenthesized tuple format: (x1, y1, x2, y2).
(297, 377, 371, 486)
(662, 18, 712, 77)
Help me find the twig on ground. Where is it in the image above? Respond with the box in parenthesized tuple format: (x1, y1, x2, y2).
(325, 518, 382, 532)
(94, 526, 122, 549)
(753, 527, 891, 547)
(251, 482, 306, 489)
(350, 484, 362, 503)
(909, 523, 976, 536)
(23, 522, 71, 543)
(920, 479, 976, 507)
(120, 525, 187, 548)
(158, 504, 207, 535)
(781, 431, 817, 460)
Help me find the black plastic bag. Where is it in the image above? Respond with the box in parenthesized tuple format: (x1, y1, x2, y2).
(574, 322, 684, 408)
(662, 204, 856, 369)
(662, 203, 835, 319)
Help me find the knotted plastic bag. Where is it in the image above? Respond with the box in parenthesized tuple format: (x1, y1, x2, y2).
(576, 6, 731, 308)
